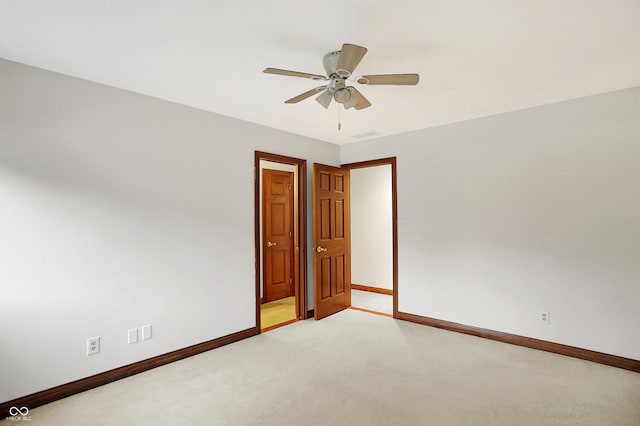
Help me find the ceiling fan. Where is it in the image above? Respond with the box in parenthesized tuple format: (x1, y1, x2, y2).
(264, 43, 419, 110)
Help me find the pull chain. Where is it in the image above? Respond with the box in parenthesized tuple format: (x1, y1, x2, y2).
(338, 104, 342, 131)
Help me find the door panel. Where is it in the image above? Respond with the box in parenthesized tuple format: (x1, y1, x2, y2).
(320, 257, 331, 300)
(313, 163, 351, 319)
(263, 169, 294, 302)
(320, 199, 331, 239)
(336, 254, 345, 294)
(335, 200, 345, 238)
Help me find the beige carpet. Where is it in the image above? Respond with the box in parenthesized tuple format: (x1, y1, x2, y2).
(12, 309, 640, 425)
(260, 296, 296, 331)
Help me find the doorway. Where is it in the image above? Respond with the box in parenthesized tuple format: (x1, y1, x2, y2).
(255, 152, 307, 333)
(342, 158, 398, 318)
(310, 158, 398, 320)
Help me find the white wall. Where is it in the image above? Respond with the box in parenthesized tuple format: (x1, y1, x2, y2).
(0, 58, 339, 402)
(2, 57, 638, 404)
(350, 165, 393, 290)
(341, 87, 640, 360)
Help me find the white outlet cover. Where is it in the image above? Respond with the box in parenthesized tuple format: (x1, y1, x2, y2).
(87, 336, 100, 355)
(142, 325, 152, 340)
(128, 328, 138, 344)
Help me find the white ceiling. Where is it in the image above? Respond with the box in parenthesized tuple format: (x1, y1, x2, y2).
(1, 1, 639, 145)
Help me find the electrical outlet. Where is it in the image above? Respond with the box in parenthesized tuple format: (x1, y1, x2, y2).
(541, 312, 551, 325)
(87, 336, 100, 355)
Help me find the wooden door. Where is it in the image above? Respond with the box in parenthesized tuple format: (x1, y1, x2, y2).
(313, 163, 351, 319)
(263, 169, 294, 302)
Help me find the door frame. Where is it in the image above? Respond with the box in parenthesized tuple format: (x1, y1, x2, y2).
(342, 157, 398, 318)
(255, 151, 308, 332)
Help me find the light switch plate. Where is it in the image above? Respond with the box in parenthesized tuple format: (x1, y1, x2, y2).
(142, 325, 152, 340)
(128, 328, 138, 344)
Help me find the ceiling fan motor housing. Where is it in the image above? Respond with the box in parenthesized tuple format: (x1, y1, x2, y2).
(323, 51, 352, 103)
(322, 51, 342, 77)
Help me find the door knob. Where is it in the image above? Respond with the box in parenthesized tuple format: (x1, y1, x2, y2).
(267, 241, 276, 247)
(315, 246, 327, 252)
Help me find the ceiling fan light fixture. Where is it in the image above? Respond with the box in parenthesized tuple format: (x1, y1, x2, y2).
(316, 89, 333, 109)
(333, 87, 352, 103)
(343, 88, 358, 109)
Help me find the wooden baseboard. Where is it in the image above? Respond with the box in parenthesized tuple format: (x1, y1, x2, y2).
(397, 312, 640, 373)
(351, 283, 393, 295)
(349, 306, 393, 318)
(261, 319, 298, 333)
(0, 327, 257, 418)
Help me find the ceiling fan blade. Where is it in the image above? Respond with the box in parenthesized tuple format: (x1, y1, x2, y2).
(285, 86, 327, 104)
(344, 87, 371, 110)
(357, 73, 419, 85)
(316, 89, 333, 109)
(336, 43, 368, 75)
(263, 67, 327, 80)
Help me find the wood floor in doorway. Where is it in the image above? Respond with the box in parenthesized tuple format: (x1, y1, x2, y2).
(261, 296, 296, 332)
